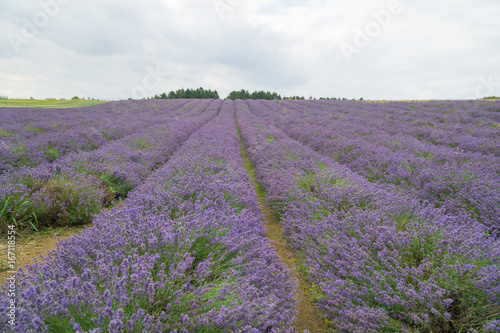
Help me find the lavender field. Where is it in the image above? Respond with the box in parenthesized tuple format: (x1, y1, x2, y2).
(1, 99, 499, 332)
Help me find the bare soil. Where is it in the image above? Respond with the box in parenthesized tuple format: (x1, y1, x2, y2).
(0, 224, 93, 286)
(259, 197, 329, 333)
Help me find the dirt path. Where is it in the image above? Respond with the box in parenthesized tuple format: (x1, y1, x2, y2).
(258, 196, 329, 332)
(238, 128, 328, 332)
(0, 224, 93, 286)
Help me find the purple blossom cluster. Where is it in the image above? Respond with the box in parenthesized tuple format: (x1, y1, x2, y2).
(0, 100, 220, 228)
(0, 100, 297, 332)
(235, 100, 500, 332)
(0, 100, 192, 173)
(246, 100, 500, 229)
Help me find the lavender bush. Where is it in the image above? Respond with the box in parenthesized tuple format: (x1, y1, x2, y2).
(0, 100, 219, 231)
(235, 100, 500, 332)
(247, 100, 500, 229)
(0, 100, 297, 332)
(1, 98, 498, 332)
(0, 100, 191, 173)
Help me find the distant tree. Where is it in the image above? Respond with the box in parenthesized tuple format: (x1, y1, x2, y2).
(71, 96, 79, 100)
(227, 89, 249, 100)
(210, 89, 220, 99)
(151, 87, 218, 100)
(227, 89, 283, 100)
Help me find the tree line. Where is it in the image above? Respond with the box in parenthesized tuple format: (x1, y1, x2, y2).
(226, 90, 284, 100)
(152, 88, 220, 100)
(149, 87, 356, 101)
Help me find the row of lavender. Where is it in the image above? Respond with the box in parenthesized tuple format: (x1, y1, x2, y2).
(248, 100, 500, 229)
(272, 99, 500, 161)
(305, 100, 500, 156)
(0, 100, 297, 332)
(0, 100, 219, 230)
(0, 100, 191, 173)
(235, 100, 500, 332)
(294, 99, 500, 156)
(0, 100, 187, 141)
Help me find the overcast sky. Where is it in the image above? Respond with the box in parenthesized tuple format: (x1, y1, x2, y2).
(1, 0, 499, 100)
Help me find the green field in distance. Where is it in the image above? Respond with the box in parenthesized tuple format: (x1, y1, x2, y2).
(0, 99, 110, 108)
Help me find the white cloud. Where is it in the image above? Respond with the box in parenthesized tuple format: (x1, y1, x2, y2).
(0, 0, 499, 100)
